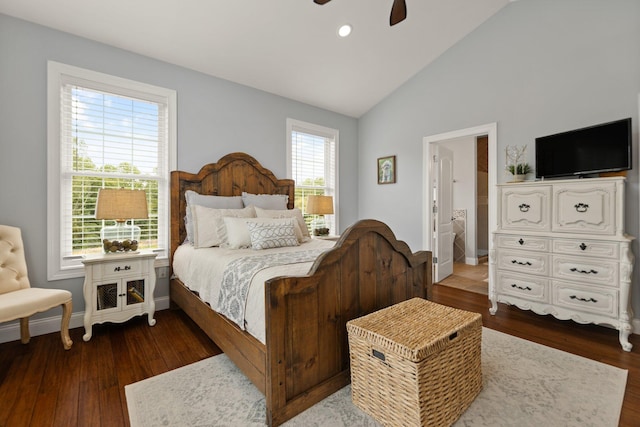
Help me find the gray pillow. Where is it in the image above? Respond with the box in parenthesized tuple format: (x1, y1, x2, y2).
(241, 192, 288, 210)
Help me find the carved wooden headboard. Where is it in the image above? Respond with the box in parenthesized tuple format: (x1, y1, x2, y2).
(170, 152, 295, 259)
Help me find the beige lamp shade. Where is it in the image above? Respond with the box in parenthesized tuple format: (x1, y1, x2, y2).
(95, 188, 148, 221)
(306, 195, 334, 215)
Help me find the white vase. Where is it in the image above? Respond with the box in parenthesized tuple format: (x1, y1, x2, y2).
(512, 174, 525, 182)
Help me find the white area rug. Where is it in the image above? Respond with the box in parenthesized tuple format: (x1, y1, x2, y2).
(125, 328, 627, 427)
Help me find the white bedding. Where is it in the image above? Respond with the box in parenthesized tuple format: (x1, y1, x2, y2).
(172, 239, 335, 344)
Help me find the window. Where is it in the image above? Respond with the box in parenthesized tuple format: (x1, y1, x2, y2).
(47, 61, 176, 280)
(286, 118, 338, 234)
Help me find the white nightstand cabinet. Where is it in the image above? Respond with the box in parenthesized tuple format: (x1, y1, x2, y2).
(82, 252, 157, 341)
(490, 177, 635, 351)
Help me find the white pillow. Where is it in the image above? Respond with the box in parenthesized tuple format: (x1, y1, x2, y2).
(254, 206, 310, 239)
(223, 217, 300, 249)
(185, 191, 243, 244)
(241, 192, 289, 210)
(247, 221, 299, 250)
(191, 205, 255, 248)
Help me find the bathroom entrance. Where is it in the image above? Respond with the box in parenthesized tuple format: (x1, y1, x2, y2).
(423, 123, 497, 292)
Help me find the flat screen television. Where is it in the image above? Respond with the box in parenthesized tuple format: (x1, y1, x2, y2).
(535, 118, 632, 179)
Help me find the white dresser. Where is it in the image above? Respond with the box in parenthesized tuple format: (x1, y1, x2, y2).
(490, 177, 634, 351)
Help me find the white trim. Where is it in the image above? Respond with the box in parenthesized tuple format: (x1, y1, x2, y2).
(423, 123, 498, 279)
(0, 297, 170, 344)
(47, 61, 177, 281)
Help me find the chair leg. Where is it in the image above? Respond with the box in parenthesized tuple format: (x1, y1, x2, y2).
(20, 317, 30, 344)
(61, 300, 73, 350)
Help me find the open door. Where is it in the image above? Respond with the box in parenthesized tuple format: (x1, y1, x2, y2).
(433, 144, 454, 282)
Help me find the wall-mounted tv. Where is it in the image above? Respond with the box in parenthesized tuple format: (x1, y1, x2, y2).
(535, 118, 632, 179)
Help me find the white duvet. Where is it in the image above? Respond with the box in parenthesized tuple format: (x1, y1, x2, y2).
(172, 239, 335, 344)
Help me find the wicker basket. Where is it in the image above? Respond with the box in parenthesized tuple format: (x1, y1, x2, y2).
(347, 298, 482, 426)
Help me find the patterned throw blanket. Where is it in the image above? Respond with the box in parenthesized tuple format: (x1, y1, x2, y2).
(215, 249, 327, 329)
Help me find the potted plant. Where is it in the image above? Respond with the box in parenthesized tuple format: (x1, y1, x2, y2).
(507, 163, 532, 181)
(505, 145, 533, 182)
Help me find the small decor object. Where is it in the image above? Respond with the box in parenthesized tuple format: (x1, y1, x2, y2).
(505, 145, 532, 182)
(306, 195, 334, 236)
(377, 155, 396, 184)
(95, 188, 148, 253)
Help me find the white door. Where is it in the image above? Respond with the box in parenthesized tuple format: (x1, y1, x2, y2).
(434, 145, 454, 282)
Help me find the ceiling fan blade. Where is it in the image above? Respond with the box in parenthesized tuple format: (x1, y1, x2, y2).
(390, 0, 407, 26)
(314, 0, 331, 4)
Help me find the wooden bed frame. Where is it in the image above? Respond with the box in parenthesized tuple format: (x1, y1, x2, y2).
(170, 152, 432, 426)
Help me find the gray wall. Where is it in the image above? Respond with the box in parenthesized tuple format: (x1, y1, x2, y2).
(358, 0, 640, 315)
(0, 14, 359, 316)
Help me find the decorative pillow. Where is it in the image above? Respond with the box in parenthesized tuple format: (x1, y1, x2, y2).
(241, 192, 289, 210)
(247, 220, 299, 250)
(185, 191, 243, 244)
(254, 206, 310, 239)
(191, 205, 255, 248)
(223, 217, 299, 249)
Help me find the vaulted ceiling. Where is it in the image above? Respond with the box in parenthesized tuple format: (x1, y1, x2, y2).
(0, 0, 511, 117)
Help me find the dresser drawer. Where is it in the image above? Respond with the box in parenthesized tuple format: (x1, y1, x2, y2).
(500, 185, 551, 232)
(497, 250, 550, 276)
(552, 280, 617, 317)
(99, 258, 144, 279)
(552, 182, 616, 235)
(552, 255, 617, 287)
(552, 239, 619, 260)
(495, 234, 550, 252)
(497, 271, 548, 303)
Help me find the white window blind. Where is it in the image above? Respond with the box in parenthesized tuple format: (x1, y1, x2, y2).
(286, 119, 338, 233)
(48, 62, 176, 280)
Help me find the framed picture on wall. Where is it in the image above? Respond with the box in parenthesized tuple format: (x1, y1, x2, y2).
(377, 155, 396, 184)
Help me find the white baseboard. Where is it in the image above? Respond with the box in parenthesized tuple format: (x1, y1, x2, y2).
(0, 296, 171, 344)
(4, 297, 637, 347)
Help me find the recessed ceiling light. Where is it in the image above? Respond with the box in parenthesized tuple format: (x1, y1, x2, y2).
(337, 24, 352, 38)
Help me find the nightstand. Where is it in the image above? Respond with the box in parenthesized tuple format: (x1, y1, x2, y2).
(314, 234, 340, 241)
(81, 251, 157, 341)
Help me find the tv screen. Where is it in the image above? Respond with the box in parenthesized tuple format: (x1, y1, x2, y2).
(535, 118, 632, 179)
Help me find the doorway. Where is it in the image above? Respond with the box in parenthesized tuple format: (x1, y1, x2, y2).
(422, 123, 497, 294)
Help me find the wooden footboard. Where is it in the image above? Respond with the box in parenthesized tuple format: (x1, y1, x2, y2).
(265, 219, 431, 426)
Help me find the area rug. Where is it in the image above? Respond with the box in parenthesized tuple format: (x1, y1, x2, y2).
(125, 328, 627, 427)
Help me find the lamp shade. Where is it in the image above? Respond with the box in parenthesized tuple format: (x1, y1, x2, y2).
(306, 195, 334, 215)
(95, 189, 148, 221)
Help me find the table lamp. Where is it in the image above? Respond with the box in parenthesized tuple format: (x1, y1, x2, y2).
(95, 188, 148, 253)
(306, 195, 334, 236)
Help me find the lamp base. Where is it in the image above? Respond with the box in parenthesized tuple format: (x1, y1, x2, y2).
(101, 222, 140, 253)
(312, 217, 329, 236)
(313, 227, 330, 236)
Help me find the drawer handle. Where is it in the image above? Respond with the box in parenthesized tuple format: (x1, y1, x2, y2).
(518, 238, 524, 245)
(510, 284, 532, 291)
(579, 243, 587, 251)
(518, 203, 530, 212)
(574, 203, 589, 213)
(114, 265, 132, 272)
(570, 267, 598, 275)
(511, 260, 532, 266)
(570, 295, 598, 303)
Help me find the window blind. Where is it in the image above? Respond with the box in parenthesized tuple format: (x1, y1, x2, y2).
(59, 82, 167, 259)
(289, 122, 337, 232)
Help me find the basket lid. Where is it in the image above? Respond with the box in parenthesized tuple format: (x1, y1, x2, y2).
(347, 298, 482, 362)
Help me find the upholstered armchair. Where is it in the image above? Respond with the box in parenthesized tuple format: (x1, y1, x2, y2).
(0, 225, 73, 350)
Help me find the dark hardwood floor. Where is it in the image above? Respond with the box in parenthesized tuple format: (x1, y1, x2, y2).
(1, 285, 638, 426)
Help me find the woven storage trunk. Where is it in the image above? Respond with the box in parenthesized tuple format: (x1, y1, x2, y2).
(347, 298, 482, 427)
